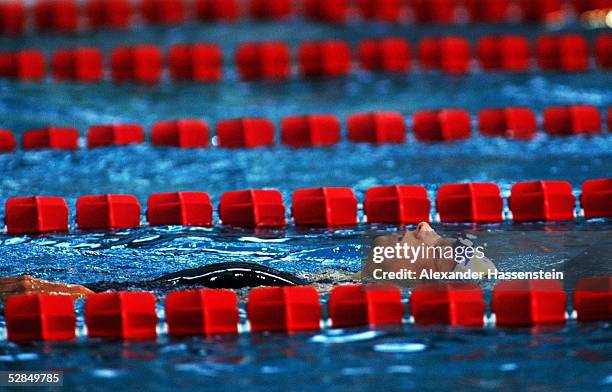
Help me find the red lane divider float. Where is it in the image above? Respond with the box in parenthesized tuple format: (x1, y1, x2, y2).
(436, 183, 503, 223)
(543, 105, 602, 136)
(7, 277, 612, 341)
(52, 47, 104, 82)
(292, 187, 358, 226)
(347, 111, 406, 144)
(22, 127, 79, 150)
(141, 0, 186, 26)
(236, 41, 291, 81)
(151, 119, 210, 148)
(536, 33, 590, 72)
(328, 284, 403, 328)
(111, 45, 163, 84)
(247, 286, 321, 333)
(2, 0, 607, 35)
(418, 36, 471, 74)
(0, 178, 610, 234)
(581, 178, 612, 218)
(219, 189, 286, 228)
(364, 185, 431, 224)
(87, 124, 145, 148)
(85, 291, 158, 339)
(5, 294, 76, 341)
(216, 118, 275, 148)
(5, 196, 69, 235)
(298, 40, 352, 78)
(477, 35, 531, 72)
(358, 37, 411, 73)
(413, 109, 472, 142)
(1, 32, 611, 83)
(86, 0, 132, 30)
(574, 276, 612, 322)
(76, 194, 141, 229)
(166, 288, 239, 336)
(0, 50, 46, 81)
(147, 192, 214, 227)
(509, 181, 576, 222)
(195, 0, 239, 22)
(492, 280, 567, 327)
(478, 107, 537, 139)
(169, 43, 223, 82)
(0, 129, 17, 152)
(410, 283, 486, 326)
(281, 114, 341, 147)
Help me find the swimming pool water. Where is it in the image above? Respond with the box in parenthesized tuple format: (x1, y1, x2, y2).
(0, 19, 611, 391)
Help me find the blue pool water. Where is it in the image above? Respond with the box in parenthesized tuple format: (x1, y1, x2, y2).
(0, 19, 611, 391)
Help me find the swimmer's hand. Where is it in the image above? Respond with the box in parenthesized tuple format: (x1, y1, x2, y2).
(0, 275, 93, 301)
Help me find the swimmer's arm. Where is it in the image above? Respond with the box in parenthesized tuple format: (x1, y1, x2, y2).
(0, 275, 94, 301)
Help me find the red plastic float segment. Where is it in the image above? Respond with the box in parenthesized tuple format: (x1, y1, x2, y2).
(465, 0, 509, 22)
(168, 44, 223, 82)
(304, 0, 348, 23)
(328, 284, 403, 328)
(5, 196, 69, 234)
(0, 129, 16, 152)
(247, 286, 321, 333)
(235, 41, 291, 81)
(195, 0, 239, 22)
(52, 47, 104, 82)
(509, 181, 576, 222)
(358, 0, 402, 22)
(291, 187, 358, 226)
(358, 37, 411, 73)
(478, 107, 537, 139)
(280, 114, 341, 147)
(298, 40, 352, 78)
(418, 36, 471, 74)
(608, 106, 612, 131)
(22, 127, 79, 150)
(410, 283, 485, 326)
(580, 178, 612, 218)
(595, 34, 612, 69)
(166, 289, 239, 336)
(519, 0, 563, 22)
(87, 124, 144, 148)
(5, 294, 76, 342)
(152, 119, 210, 148)
(543, 105, 601, 135)
(573, 276, 612, 322)
(0, 1, 26, 35)
(477, 35, 531, 71)
(249, 0, 291, 20)
(216, 118, 275, 148)
(85, 0, 132, 29)
(492, 280, 567, 327)
(219, 189, 286, 228)
(572, 0, 612, 13)
(436, 183, 503, 223)
(141, 0, 185, 25)
(412, 0, 457, 24)
(364, 185, 430, 224)
(85, 291, 158, 339)
(34, 0, 79, 33)
(76, 194, 141, 229)
(0, 50, 46, 81)
(347, 111, 406, 144)
(536, 34, 589, 72)
(147, 192, 213, 227)
(111, 45, 163, 84)
(412, 109, 471, 142)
